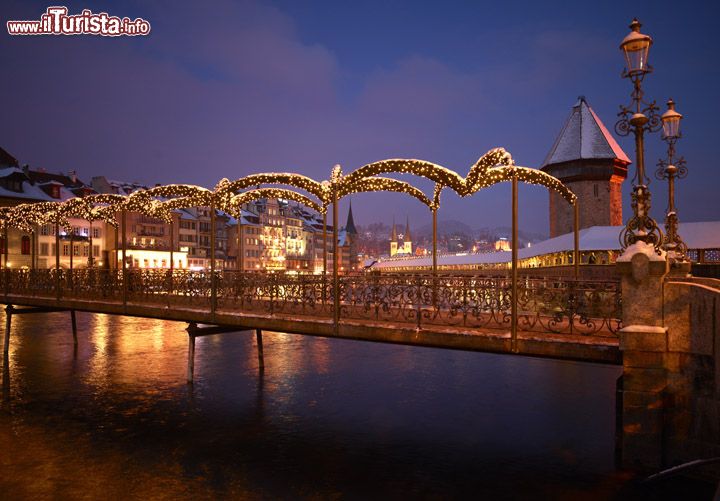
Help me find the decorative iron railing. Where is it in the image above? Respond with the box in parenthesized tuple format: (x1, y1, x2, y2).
(0, 269, 621, 336)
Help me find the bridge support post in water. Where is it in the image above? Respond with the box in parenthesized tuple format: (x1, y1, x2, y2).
(186, 322, 197, 384)
(3, 304, 12, 361)
(256, 329, 264, 370)
(184, 323, 250, 383)
(3, 305, 75, 362)
(617, 244, 669, 470)
(70, 310, 78, 346)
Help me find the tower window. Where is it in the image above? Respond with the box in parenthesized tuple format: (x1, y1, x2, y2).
(593, 184, 599, 197)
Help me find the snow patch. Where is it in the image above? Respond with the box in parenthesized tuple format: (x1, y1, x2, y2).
(617, 241, 666, 262)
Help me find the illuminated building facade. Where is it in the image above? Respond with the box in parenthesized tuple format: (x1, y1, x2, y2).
(225, 199, 358, 274)
(255, 198, 287, 271)
(494, 238, 511, 251)
(174, 207, 229, 270)
(0, 147, 360, 273)
(117, 248, 188, 270)
(226, 207, 262, 271)
(285, 209, 312, 272)
(0, 161, 111, 269)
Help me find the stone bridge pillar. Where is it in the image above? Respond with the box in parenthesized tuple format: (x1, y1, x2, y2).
(616, 242, 669, 469)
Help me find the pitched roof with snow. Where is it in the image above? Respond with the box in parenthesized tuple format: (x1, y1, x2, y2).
(0, 147, 19, 168)
(27, 170, 85, 189)
(542, 96, 631, 168)
(0, 183, 56, 202)
(0, 167, 26, 178)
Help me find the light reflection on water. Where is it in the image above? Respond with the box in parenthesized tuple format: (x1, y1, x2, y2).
(0, 310, 666, 499)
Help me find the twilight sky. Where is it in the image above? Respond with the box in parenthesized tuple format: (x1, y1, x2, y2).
(1, 0, 719, 236)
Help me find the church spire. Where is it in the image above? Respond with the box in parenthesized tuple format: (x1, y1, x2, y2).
(345, 200, 357, 235)
(390, 218, 397, 242)
(404, 216, 411, 242)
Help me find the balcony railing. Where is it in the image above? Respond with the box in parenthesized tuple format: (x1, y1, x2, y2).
(127, 243, 170, 251)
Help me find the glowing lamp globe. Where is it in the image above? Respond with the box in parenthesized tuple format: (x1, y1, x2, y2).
(661, 99, 683, 139)
(620, 18, 652, 75)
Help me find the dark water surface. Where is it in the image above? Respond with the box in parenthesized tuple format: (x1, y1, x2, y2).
(0, 312, 706, 499)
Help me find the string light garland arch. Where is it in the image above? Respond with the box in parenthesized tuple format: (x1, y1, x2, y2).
(227, 188, 326, 215)
(467, 166, 577, 205)
(340, 159, 466, 196)
(220, 173, 329, 206)
(335, 176, 434, 209)
(0, 148, 580, 274)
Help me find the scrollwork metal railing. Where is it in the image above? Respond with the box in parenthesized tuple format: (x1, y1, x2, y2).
(0, 269, 621, 337)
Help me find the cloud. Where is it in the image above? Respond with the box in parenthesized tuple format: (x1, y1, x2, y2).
(0, 0, 344, 180)
(0, 0, 631, 233)
(357, 56, 483, 118)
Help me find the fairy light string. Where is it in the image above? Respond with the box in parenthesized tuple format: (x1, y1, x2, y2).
(227, 188, 325, 215)
(0, 149, 576, 240)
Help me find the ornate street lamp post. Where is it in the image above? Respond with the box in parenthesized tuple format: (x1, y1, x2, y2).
(655, 98, 688, 261)
(616, 19, 664, 253)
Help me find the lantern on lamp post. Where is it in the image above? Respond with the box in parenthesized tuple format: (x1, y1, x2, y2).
(616, 18, 664, 254)
(620, 19, 652, 77)
(661, 98, 682, 139)
(655, 98, 688, 261)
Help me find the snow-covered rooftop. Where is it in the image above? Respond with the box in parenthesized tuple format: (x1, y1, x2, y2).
(0, 183, 54, 202)
(0, 167, 25, 178)
(542, 96, 631, 167)
(371, 222, 720, 269)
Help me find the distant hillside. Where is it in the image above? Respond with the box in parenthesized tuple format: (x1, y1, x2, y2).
(415, 220, 473, 238)
(414, 220, 547, 243)
(492, 226, 547, 243)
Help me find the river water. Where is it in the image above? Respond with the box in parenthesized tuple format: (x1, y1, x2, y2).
(0, 312, 711, 499)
